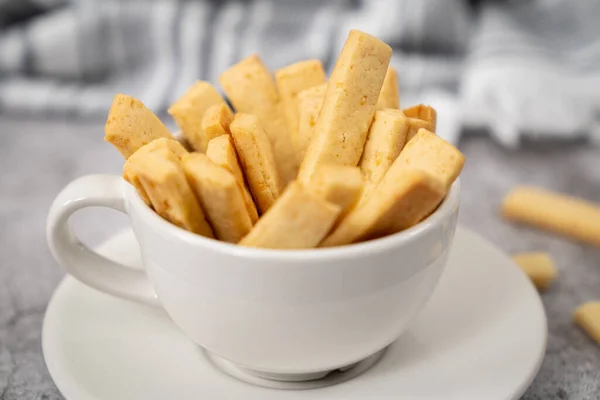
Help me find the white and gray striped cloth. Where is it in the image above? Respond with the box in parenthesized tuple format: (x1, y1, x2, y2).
(1, 0, 599, 145)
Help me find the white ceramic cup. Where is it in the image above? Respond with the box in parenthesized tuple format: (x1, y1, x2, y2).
(47, 174, 460, 377)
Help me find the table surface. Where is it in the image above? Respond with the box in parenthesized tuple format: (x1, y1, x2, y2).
(1, 116, 599, 400)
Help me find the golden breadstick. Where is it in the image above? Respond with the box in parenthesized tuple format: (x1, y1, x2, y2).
(502, 187, 600, 247)
(124, 138, 188, 205)
(404, 105, 437, 141)
(512, 252, 557, 290)
(320, 169, 446, 247)
(376, 67, 400, 110)
(275, 60, 327, 159)
(201, 103, 234, 145)
(574, 302, 600, 345)
(219, 55, 297, 184)
(229, 113, 282, 213)
(104, 94, 173, 158)
(168, 81, 226, 152)
(182, 153, 252, 243)
(308, 165, 363, 219)
(134, 150, 213, 237)
(396, 129, 464, 189)
(322, 132, 463, 246)
(240, 182, 341, 249)
(206, 135, 259, 223)
(296, 83, 327, 160)
(358, 109, 408, 204)
(298, 30, 392, 184)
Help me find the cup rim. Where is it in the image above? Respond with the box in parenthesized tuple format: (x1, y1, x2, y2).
(127, 178, 460, 261)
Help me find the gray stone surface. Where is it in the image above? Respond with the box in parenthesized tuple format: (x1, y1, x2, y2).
(0, 116, 599, 399)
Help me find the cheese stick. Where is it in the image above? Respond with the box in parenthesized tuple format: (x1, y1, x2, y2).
(296, 83, 327, 160)
(219, 55, 297, 184)
(134, 150, 214, 237)
(229, 113, 282, 213)
(502, 187, 600, 247)
(376, 67, 400, 110)
(182, 153, 253, 243)
(358, 109, 408, 204)
(275, 60, 327, 160)
(168, 81, 226, 152)
(240, 182, 341, 249)
(206, 135, 259, 223)
(298, 30, 392, 184)
(104, 94, 173, 158)
(396, 128, 464, 189)
(201, 103, 234, 145)
(124, 138, 188, 205)
(308, 165, 363, 219)
(404, 105, 437, 141)
(322, 132, 464, 247)
(512, 252, 557, 290)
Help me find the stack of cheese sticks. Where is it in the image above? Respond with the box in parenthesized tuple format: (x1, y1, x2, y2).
(104, 30, 465, 249)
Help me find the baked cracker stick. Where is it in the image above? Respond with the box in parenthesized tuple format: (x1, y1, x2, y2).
(298, 30, 392, 184)
(104, 94, 173, 158)
(124, 138, 188, 205)
(322, 133, 464, 247)
(501, 186, 600, 247)
(275, 60, 327, 159)
(229, 113, 282, 214)
(574, 302, 600, 345)
(219, 55, 298, 184)
(320, 169, 446, 247)
(308, 165, 363, 219)
(240, 182, 341, 249)
(182, 153, 253, 243)
(358, 109, 408, 204)
(376, 67, 400, 110)
(404, 105, 437, 141)
(134, 150, 214, 237)
(396, 128, 464, 189)
(201, 103, 234, 144)
(206, 135, 259, 223)
(296, 83, 327, 160)
(512, 252, 557, 290)
(168, 81, 226, 152)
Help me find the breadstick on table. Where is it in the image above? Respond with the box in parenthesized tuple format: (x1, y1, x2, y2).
(133, 150, 214, 237)
(240, 182, 341, 249)
(219, 55, 298, 184)
(298, 30, 392, 184)
(501, 186, 600, 247)
(182, 153, 253, 243)
(168, 81, 226, 152)
(574, 302, 600, 345)
(308, 165, 363, 219)
(376, 67, 400, 110)
(229, 113, 282, 214)
(104, 94, 173, 158)
(404, 104, 437, 141)
(296, 83, 327, 160)
(275, 60, 327, 159)
(322, 133, 464, 247)
(206, 135, 259, 223)
(358, 109, 408, 204)
(124, 138, 188, 205)
(201, 103, 234, 145)
(512, 252, 557, 290)
(396, 129, 463, 189)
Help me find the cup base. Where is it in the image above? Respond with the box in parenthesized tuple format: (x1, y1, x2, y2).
(203, 347, 388, 390)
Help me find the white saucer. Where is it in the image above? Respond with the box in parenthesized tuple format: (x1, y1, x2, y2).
(42, 226, 547, 400)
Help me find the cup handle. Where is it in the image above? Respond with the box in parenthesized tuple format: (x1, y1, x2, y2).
(47, 174, 160, 307)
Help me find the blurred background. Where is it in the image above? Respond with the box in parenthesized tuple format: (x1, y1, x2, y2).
(1, 0, 599, 399)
